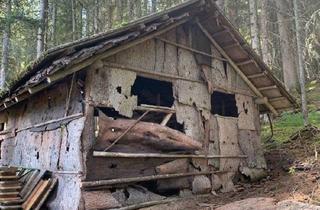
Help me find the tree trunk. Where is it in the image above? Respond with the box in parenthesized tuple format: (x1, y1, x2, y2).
(216, 0, 225, 12)
(143, 0, 149, 15)
(293, 0, 309, 125)
(71, 0, 76, 40)
(249, 0, 260, 54)
(0, 0, 11, 89)
(276, 0, 297, 91)
(51, 0, 57, 45)
(128, 0, 135, 18)
(93, 0, 99, 34)
(135, 0, 142, 18)
(151, 0, 157, 13)
(36, 0, 48, 58)
(260, 0, 272, 67)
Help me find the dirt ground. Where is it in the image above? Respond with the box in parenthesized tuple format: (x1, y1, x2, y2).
(199, 135, 320, 208)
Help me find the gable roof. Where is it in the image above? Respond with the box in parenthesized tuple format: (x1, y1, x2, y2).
(0, 0, 298, 115)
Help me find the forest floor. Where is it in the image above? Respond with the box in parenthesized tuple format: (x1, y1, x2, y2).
(199, 80, 320, 208)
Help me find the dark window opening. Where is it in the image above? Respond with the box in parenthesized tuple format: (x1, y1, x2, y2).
(0, 123, 4, 132)
(211, 91, 238, 117)
(131, 76, 174, 107)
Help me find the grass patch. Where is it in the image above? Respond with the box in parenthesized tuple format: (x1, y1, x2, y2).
(262, 111, 320, 145)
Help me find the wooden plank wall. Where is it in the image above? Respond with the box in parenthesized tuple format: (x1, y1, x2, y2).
(0, 80, 85, 209)
(87, 24, 266, 191)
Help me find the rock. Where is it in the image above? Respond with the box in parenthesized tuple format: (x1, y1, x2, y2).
(83, 190, 122, 209)
(112, 186, 165, 206)
(192, 175, 211, 194)
(276, 200, 320, 210)
(215, 197, 276, 210)
(240, 167, 268, 182)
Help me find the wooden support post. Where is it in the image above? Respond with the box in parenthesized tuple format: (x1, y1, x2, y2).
(196, 21, 279, 116)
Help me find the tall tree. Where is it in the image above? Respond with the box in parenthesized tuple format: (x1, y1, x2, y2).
(260, 0, 272, 67)
(216, 0, 225, 11)
(249, 0, 260, 53)
(93, 0, 100, 34)
(36, 0, 48, 58)
(152, 0, 157, 13)
(1, 0, 12, 89)
(276, 0, 297, 91)
(293, 0, 309, 125)
(71, 0, 77, 40)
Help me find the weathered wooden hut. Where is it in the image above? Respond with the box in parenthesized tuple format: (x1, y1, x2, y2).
(0, 0, 297, 209)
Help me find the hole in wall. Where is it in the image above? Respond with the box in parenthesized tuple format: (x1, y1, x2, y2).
(36, 152, 39, 159)
(131, 76, 174, 107)
(116, 86, 122, 94)
(211, 91, 238, 117)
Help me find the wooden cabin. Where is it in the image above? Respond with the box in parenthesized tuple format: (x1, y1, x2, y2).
(0, 0, 297, 209)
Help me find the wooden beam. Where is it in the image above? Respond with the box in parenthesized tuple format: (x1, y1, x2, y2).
(155, 37, 228, 61)
(247, 72, 265, 79)
(81, 171, 221, 189)
(221, 42, 240, 50)
(254, 97, 268, 105)
(269, 96, 286, 102)
(236, 60, 255, 66)
(212, 29, 229, 37)
(135, 104, 175, 114)
(196, 21, 279, 116)
(258, 85, 277, 91)
(93, 151, 248, 159)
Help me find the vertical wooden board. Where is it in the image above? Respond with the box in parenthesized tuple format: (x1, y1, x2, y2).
(176, 26, 202, 81)
(217, 117, 241, 172)
(236, 94, 256, 130)
(238, 130, 267, 169)
(208, 115, 219, 168)
(58, 117, 85, 171)
(0, 137, 15, 165)
(161, 29, 178, 75)
(175, 102, 204, 142)
(114, 39, 156, 71)
(209, 45, 228, 89)
(40, 129, 61, 170)
(14, 131, 42, 169)
(174, 80, 211, 111)
(154, 38, 165, 72)
(47, 174, 82, 210)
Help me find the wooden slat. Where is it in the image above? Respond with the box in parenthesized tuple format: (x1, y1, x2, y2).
(258, 85, 278, 91)
(247, 72, 265, 79)
(269, 96, 286, 102)
(236, 59, 255, 66)
(196, 21, 279, 116)
(22, 179, 51, 210)
(81, 171, 222, 189)
(93, 151, 248, 159)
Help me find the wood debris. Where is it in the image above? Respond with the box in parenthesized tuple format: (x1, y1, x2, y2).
(0, 167, 57, 210)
